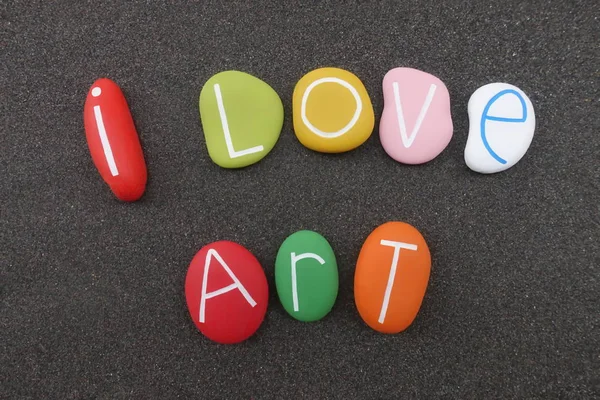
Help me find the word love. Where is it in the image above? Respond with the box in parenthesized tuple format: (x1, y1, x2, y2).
(198, 67, 536, 172)
(184, 221, 431, 344)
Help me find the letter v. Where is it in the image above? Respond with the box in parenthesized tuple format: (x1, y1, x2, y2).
(392, 82, 437, 148)
(199, 248, 257, 323)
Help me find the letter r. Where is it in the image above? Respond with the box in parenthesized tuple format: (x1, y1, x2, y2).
(290, 252, 326, 312)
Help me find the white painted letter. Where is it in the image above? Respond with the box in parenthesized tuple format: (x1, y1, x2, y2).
(378, 239, 418, 324)
(290, 252, 326, 312)
(91, 87, 119, 176)
(199, 248, 257, 323)
(392, 82, 437, 148)
(214, 83, 264, 158)
(301, 77, 363, 138)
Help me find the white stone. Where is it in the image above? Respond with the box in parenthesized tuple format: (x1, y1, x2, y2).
(464, 83, 535, 174)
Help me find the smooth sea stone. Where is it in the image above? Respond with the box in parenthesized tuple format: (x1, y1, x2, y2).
(275, 230, 338, 322)
(199, 70, 283, 168)
(464, 82, 536, 173)
(354, 221, 431, 334)
(83, 78, 147, 201)
(184, 240, 269, 344)
(379, 67, 453, 164)
(292, 67, 375, 153)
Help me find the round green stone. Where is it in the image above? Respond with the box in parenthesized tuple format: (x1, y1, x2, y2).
(275, 230, 338, 322)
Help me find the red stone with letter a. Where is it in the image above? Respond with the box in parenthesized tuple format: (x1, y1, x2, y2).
(83, 78, 147, 201)
(184, 240, 269, 344)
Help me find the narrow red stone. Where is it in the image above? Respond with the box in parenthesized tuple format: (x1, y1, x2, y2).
(185, 241, 269, 344)
(83, 78, 147, 201)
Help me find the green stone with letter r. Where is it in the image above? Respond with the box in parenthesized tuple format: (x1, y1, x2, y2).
(275, 230, 338, 322)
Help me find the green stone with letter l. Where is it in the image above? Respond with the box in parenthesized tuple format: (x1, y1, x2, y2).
(199, 70, 283, 168)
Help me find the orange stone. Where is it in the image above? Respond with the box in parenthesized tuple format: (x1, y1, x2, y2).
(354, 221, 431, 333)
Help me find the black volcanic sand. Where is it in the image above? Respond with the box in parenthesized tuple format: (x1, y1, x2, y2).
(2, 1, 598, 398)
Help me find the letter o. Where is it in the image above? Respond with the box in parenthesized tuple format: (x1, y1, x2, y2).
(300, 77, 363, 139)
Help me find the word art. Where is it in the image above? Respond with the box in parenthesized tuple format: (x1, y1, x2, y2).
(184, 221, 431, 344)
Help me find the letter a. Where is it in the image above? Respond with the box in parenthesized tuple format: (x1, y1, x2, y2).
(214, 83, 264, 158)
(393, 82, 437, 148)
(378, 240, 418, 324)
(290, 252, 326, 312)
(199, 248, 257, 323)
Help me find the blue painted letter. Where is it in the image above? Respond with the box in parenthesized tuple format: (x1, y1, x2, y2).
(480, 89, 527, 164)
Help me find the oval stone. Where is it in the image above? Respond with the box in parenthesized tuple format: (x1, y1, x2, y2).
(464, 82, 536, 174)
(199, 70, 284, 168)
(379, 67, 453, 164)
(83, 78, 147, 201)
(184, 240, 269, 344)
(354, 221, 431, 334)
(275, 230, 338, 322)
(292, 67, 375, 153)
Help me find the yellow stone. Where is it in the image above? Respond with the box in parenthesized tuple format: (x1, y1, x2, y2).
(292, 67, 375, 153)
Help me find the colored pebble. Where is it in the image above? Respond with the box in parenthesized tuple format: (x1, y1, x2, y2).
(354, 221, 431, 334)
(199, 70, 284, 168)
(274, 230, 338, 322)
(83, 78, 147, 201)
(184, 240, 269, 344)
(292, 67, 375, 153)
(464, 82, 536, 174)
(379, 67, 453, 164)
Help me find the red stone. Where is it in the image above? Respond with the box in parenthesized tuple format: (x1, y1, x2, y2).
(83, 78, 147, 201)
(185, 241, 269, 344)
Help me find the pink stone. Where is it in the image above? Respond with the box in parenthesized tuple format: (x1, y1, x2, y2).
(379, 68, 453, 164)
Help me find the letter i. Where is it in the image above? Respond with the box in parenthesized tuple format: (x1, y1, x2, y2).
(90, 86, 119, 176)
